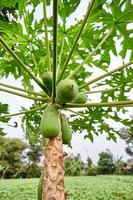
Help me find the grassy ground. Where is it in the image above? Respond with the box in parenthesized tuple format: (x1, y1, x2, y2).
(0, 176, 133, 200)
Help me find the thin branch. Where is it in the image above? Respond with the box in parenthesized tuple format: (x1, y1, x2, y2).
(57, 36, 65, 79)
(0, 87, 48, 101)
(52, 0, 58, 101)
(0, 82, 47, 97)
(0, 36, 47, 92)
(86, 85, 123, 94)
(0, 104, 47, 118)
(68, 26, 114, 79)
(58, 0, 96, 82)
(65, 100, 133, 108)
(43, 0, 51, 70)
(80, 60, 133, 89)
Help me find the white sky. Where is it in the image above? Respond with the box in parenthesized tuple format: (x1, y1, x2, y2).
(0, 0, 133, 164)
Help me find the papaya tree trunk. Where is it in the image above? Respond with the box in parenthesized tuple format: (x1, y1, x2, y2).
(43, 134, 67, 200)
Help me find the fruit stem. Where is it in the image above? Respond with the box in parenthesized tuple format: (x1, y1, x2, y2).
(80, 60, 133, 89)
(0, 104, 47, 118)
(57, 0, 96, 83)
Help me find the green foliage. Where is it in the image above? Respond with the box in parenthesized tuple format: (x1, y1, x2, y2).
(0, 137, 42, 179)
(98, 149, 116, 174)
(64, 155, 82, 176)
(0, 137, 27, 178)
(22, 102, 44, 145)
(87, 165, 98, 176)
(59, 0, 81, 23)
(0, 0, 133, 143)
(120, 121, 133, 158)
(0, 176, 133, 199)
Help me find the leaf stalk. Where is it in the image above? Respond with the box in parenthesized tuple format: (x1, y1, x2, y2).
(43, 0, 51, 70)
(80, 60, 133, 89)
(52, 0, 58, 101)
(68, 26, 114, 79)
(58, 0, 96, 82)
(0, 104, 47, 118)
(0, 87, 48, 101)
(0, 82, 47, 97)
(65, 100, 133, 108)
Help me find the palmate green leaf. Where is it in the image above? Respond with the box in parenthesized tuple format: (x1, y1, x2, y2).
(109, 0, 133, 59)
(0, 102, 10, 123)
(0, 0, 18, 9)
(18, 0, 26, 18)
(70, 107, 128, 142)
(59, 0, 81, 23)
(0, 102, 8, 114)
(22, 102, 44, 144)
(0, 0, 132, 143)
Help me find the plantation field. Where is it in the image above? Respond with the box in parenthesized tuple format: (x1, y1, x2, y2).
(0, 176, 133, 200)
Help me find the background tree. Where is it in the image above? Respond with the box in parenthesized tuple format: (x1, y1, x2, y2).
(26, 145, 43, 178)
(98, 149, 115, 174)
(120, 120, 133, 158)
(0, 0, 133, 199)
(114, 156, 125, 175)
(0, 137, 27, 178)
(64, 155, 82, 176)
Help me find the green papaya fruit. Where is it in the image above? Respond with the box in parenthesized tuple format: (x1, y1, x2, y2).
(61, 113, 72, 145)
(56, 79, 78, 104)
(72, 92, 87, 103)
(40, 105, 61, 139)
(37, 171, 44, 200)
(42, 71, 52, 96)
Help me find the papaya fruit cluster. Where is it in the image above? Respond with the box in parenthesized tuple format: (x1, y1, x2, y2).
(42, 71, 87, 104)
(40, 71, 87, 143)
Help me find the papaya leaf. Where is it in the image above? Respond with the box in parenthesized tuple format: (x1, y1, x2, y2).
(0, 0, 132, 143)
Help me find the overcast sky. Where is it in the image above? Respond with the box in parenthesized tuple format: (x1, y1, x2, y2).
(0, 0, 133, 164)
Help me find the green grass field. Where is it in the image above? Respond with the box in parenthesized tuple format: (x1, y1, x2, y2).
(0, 176, 133, 200)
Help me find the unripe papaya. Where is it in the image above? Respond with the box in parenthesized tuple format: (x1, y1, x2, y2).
(61, 113, 72, 145)
(72, 92, 87, 103)
(56, 79, 78, 104)
(40, 105, 61, 139)
(37, 171, 44, 200)
(42, 71, 52, 96)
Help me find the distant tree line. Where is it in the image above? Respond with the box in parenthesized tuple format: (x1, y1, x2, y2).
(0, 125, 133, 179)
(65, 149, 133, 176)
(0, 136, 42, 179)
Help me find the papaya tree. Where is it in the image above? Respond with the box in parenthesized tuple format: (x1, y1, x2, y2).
(0, 0, 133, 199)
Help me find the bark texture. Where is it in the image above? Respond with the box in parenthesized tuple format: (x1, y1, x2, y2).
(43, 134, 67, 200)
